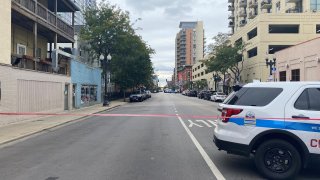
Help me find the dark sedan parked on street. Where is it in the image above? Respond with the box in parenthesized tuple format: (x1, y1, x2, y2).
(129, 93, 144, 102)
(188, 90, 198, 97)
(203, 90, 216, 100)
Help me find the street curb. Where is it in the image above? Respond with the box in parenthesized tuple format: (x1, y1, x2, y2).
(0, 104, 124, 147)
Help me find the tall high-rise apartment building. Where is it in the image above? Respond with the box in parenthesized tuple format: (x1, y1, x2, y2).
(175, 21, 204, 89)
(228, 0, 320, 83)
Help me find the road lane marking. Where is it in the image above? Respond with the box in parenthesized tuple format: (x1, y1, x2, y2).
(188, 120, 204, 127)
(207, 120, 217, 127)
(178, 116, 226, 180)
(196, 120, 212, 127)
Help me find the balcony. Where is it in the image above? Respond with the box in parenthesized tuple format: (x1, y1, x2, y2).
(286, 7, 302, 13)
(261, 0, 272, 9)
(239, 20, 247, 27)
(228, 14, 235, 19)
(11, 50, 71, 76)
(228, 21, 235, 27)
(228, 5, 235, 11)
(248, 11, 257, 19)
(12, 0, 75, 40)
(249, 0, 258, 8)
(239, 0, 247, 7)
(286, 0, 301, 3)
(239, 10, 247, 17)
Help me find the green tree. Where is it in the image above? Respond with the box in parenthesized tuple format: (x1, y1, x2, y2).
(205, 33, 246, 93)
(81, 1, 154, 100)
(194, 80, 208, 90)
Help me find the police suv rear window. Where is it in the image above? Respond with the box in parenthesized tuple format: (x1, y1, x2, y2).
(295, 88, 320, 111)
(226, 87, 283, 107)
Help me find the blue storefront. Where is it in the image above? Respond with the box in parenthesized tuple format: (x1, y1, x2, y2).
(71, 59, 102, 108)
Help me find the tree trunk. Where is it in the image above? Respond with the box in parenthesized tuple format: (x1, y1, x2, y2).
(222, 73, 226, 94)
(123, 90, 126, 102)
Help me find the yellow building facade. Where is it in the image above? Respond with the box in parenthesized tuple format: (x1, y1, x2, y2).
(0, 1, 11, 65)
(228, 0, 320, 83)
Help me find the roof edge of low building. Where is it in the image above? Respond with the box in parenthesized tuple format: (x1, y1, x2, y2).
(275, 37, 320, 54)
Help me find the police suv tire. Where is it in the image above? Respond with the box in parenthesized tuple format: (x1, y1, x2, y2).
(254, 139, 301, 180)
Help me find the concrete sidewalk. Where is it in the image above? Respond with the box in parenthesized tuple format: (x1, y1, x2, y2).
(0, 100, 127, 145)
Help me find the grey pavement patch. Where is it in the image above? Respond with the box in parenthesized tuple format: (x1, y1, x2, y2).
(0, 104, 124, 148)
(45, 177, 59, 180)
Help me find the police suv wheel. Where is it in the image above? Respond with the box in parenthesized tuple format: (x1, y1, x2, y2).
(254, 139, 301, 180)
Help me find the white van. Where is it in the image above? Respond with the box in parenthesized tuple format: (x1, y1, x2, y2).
(213, 82, 320, 180)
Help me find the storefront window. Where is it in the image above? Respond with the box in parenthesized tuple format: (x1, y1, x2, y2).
(81, 85, 98, 105)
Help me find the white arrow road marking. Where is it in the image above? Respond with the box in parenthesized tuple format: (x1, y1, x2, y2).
(178, 116, 226, 180)
(207, 120, 217, 127)
(196, 120, 212, 127)
(188, 120, 204, 127)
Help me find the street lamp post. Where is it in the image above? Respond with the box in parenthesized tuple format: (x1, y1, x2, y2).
(213, 73, 221, 91)
(100, 54, 112, 106)
(266, 57, 276, 81)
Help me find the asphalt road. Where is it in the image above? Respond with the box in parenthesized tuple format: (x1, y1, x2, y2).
(0, 93, 319, 180)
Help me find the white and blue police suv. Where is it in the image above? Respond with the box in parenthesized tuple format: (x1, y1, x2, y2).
(213, 82, 320, 180)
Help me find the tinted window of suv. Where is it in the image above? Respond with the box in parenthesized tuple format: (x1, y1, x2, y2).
(308, 88, 320, 111)
(294, 90, 308, 110)
(295, 88, 320, 111)
(227, 87, 283, 107)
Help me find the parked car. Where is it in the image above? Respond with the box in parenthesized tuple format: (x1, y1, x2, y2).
(129, 93, 144, 102)
(210, 92, 227, 102)
(182, 90, 190, 96)
(203, 91, 216, 100)
(145, 90, 152, 98)
(188, 90, 198, 97)
(197, 90, 207, 99)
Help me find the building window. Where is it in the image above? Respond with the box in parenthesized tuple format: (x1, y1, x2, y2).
(201, 63, 204, 68)
(17, 44, 26, 55)
(279, 71, 286, 81)
(317, 25, 320, 33)
(247, 28, 257, 40)
(247, 47, 258, 58)
(36, 48, 41, 58)
(201, 72, 204, 76)
(311, 0, 320, 12)
(269, 25, 299, 33)
(268, 45, 291, 54)
(235, 38, 243, 45)
(81, 85, 98, 105)
(291, 69, 300, 81)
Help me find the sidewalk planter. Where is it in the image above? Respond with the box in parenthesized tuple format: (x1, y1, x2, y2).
(71, 59, 102, 109)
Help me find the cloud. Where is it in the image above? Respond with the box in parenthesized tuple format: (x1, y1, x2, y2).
(102, 0, 229, 86)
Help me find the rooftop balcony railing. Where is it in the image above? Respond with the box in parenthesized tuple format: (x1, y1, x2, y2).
(261, 0, 272, 9)
(248, 11, 258, 19)
(286, 7, 302, 13)
(286, 0, 301, 3)
(239, 10, 247, 17)
(249, 0, 258, 8)
(239, 0, 247, 7)
(13, 0, 74, 38)
(228, 5, 235, 11)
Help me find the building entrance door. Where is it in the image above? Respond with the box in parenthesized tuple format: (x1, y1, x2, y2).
(72, 84, 76, 109)
(64, 84, 69, 110)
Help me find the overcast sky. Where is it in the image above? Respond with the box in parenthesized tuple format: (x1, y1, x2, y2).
(102, 0, 229, 86)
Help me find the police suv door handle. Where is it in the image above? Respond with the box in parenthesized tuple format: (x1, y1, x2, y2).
(292, 115, 310, 119)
